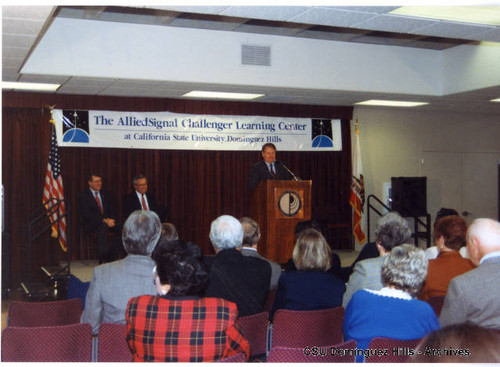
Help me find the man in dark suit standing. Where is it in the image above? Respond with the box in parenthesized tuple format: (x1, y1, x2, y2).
(248, 143, 294, 190)
(79, 174, 120, 263)
(122, 174, 165, 222)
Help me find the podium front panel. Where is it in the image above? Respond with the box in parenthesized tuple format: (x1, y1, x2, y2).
(250, 180, 311, 264)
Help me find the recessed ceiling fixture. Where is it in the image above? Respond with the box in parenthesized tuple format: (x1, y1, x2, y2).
(355, 100, 429, 107)
(390, 6, 500, 26)
(183, 91, 265, 100)
(491, 98, 500, 102)
(2, 81, 60, 92)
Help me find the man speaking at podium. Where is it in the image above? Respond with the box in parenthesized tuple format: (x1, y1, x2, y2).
(248, 143, 294, 190)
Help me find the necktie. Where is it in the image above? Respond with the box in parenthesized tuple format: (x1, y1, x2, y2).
(95, 192, 103, 214)
(270, 163, 276, 178)
(141, 194, 148, 210)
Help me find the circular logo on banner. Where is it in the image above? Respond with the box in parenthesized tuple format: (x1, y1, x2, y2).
(278, 190, 302, 217)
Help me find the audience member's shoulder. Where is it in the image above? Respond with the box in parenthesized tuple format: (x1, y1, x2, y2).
(244, 254, 270, 267)
(356, 255, 384, 267)
(204, 297, 239, 313)
(204, 255, 216, 270)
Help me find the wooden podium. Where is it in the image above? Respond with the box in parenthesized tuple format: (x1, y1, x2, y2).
(250, 180, 312, 264)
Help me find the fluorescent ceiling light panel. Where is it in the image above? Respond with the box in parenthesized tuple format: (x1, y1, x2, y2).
(355, 100, 429, 107)
(390, 6, 500, 26)
(183, 91, 264, 100)
(491, 98, 500, 102)
(2, 81, 60, 91)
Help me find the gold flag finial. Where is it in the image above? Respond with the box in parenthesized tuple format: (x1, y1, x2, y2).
(46, 105, 56, 124)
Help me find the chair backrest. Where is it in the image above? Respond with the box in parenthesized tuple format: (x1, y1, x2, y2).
(367, 337, 421, 363)
(267, 339, 357, 363)
(263, 289, 276, 314)
(97, 323, 133, 362)
(271, 306, 344, 348)
(8, 298, 83, 327)
(217, 352, 247, 362)
(427, 296, 445, 317)
(1, 323, 92, 362)
(235, 311, 269, 357)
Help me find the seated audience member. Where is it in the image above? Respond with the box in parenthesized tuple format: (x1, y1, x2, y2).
(342, 212, 411, 307)
(339, 239, 379, 283)
(419, 215, 474, 301)
(271, 228, 346, 319)
(126, 239, 250, 362)
(204, 215, 271, 317)
(425, 208, 469, 259)
(343, 244, 439, 362)
(439, 218, 500, 329)
(81, 210, 161, 335)
(411, 323, 500, 363)
(161, 222, 179, 241)
(284, 220, 342, 278)
(240, 217, 281, 290)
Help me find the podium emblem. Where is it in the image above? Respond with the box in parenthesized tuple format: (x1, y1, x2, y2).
(277, 190, 302, 217)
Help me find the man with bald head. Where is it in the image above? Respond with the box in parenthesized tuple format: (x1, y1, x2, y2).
(439, 218, 500, 328)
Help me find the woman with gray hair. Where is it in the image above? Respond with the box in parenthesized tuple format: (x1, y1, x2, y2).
(342, 211, 412, 307)
(81, 210, 162, 335)
(343, 244, 439, 362)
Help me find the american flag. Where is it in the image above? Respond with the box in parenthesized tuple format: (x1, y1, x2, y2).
(42, 118, 67, 252)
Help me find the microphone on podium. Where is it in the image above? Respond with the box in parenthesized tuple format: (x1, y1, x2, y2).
(277, 161, 300, 181)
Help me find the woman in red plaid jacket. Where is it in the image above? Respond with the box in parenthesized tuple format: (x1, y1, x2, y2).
(126, 238, 250, 362)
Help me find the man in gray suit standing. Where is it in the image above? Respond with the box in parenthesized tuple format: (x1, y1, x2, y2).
(440, 218, 500, 329)
(81, 210, 161, 335)
(240, 217, 281, 290)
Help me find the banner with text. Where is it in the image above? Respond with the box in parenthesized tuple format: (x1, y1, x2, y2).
(53, 109, 342, 151)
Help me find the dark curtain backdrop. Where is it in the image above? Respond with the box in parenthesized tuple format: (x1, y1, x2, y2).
(2, 92, 353, 288)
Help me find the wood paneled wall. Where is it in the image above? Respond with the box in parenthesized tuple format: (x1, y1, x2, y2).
(2, 91, 353, 287)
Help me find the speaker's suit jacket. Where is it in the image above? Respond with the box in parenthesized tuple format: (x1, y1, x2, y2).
(248, 160, 293, 190)
(79, 189, 116, 232)
(342, 255, 386, 308)
(241, 247, 282, 290)
(439, 255, 500, 329)
(81, 254, 157, 335)
(122, 191, 164, 222)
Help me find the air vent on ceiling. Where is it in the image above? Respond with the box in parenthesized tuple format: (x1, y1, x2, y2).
(241, 45, 271, 66)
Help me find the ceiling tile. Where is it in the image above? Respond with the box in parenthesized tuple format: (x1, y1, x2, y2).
(2, 46, 30, 59)
(220, 6, 310, 22)
(145, 6, 230, 16)
(353, 14, 440, 34)
(2, 6, 54, 21)
(471, 28, 500, 42)
(324, 6, 399, 13)
(290, 7, 377, 28)
(2, 34, 37, 47)
(413, 22, 495, 41)
(2, 18, 47, 36)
